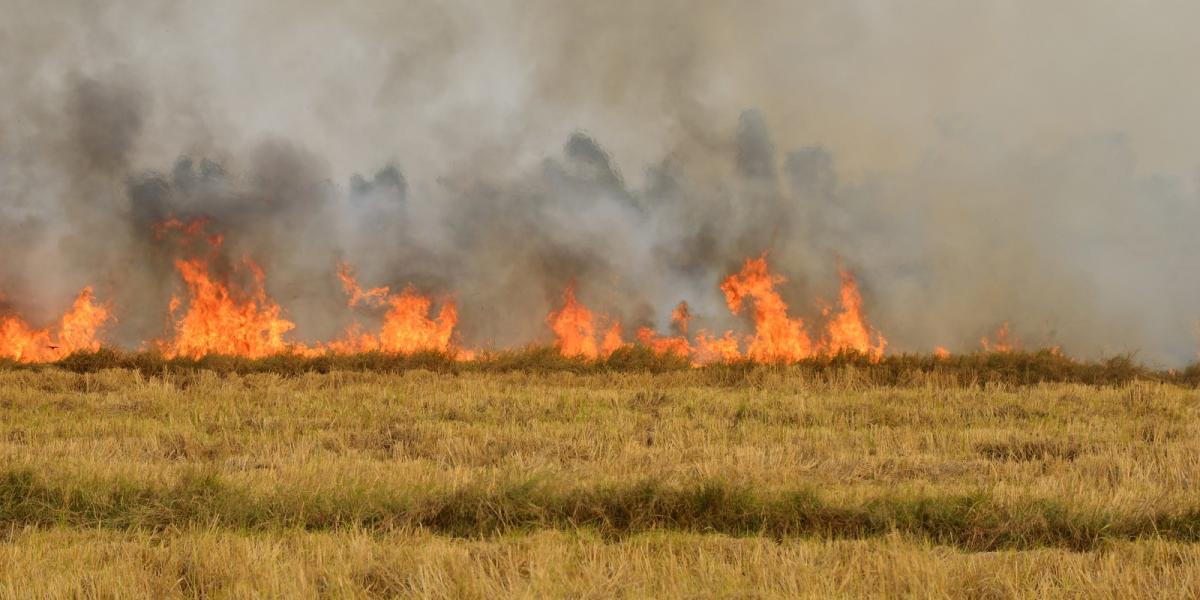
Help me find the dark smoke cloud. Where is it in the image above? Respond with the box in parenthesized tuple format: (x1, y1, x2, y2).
(2, 1, 1200, 363)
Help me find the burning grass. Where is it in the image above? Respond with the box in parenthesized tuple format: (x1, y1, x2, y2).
(4, 228, 1189, 387)
(0, 235, 913, 369)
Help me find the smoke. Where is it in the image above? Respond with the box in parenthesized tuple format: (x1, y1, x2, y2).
(2, 0, 1200, 363)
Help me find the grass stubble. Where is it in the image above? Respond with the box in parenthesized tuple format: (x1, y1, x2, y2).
(1, 350, 1199, 597)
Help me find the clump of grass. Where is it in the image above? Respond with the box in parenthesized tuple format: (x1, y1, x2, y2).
(975, 439, 1084, 462)
(697, 350, 1165, 388)
(472, 346, 593, 374)
(600, 345, 692, 373)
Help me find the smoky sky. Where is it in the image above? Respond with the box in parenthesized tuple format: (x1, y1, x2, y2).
(2, 1, 1200, 364)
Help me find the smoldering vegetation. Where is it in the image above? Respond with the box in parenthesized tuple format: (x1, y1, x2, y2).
(3, 1, 1200, 363)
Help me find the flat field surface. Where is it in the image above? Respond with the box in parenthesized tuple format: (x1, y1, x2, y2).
(2, 368, 1199, 598)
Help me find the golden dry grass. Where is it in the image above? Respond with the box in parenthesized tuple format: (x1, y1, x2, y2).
(4, 529, 1200, 599)
(1, 367, 1199, 598)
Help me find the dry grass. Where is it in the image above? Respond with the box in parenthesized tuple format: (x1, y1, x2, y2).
(4, 529, 1200, 599)
(1, 366, 1199, 597)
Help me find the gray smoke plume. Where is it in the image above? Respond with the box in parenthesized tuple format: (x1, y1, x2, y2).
(2, 0, 1200, 363)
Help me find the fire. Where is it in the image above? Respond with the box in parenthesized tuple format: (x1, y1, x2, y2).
(329, 262, 461, 356)
(636, 326, 691, 357)
(0, 316, 51, 363)
(693, 330, 742, 364)
(158, 218, 300, 358)
(635, 302, 694, 358)
(158, 220, 468, 359)
(545, 284, 628, 359)
(2, 217, 900, 366)
(718, 255, 890, 363)
(821, 269, 887, 359)
(58, 287, 113, 353)
(600, 323, 625, 357)
(934, 346, 951, 358)
(165, 256, 298, 358)
(541, 257, 891, 365)
(337, 262, 391, 307)
(671, 301, 691, 336)
(0, 287, 111, 363)
(981, 321, 1017, 352)
(720, 255, 814, 362)
(546, 283, 602, 359)
(153, 217, 218, 243)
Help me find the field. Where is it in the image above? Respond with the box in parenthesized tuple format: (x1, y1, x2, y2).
(2, 354, 1200, 598)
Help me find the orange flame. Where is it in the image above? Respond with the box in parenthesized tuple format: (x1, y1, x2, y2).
(636, 326, 691, 357)
(545, 284, 626, 359)
(718, 256, 891, 363)
(693, 330, 742, 364)
(934, 346, 950, 358)
(164, 256, 298, 358)
(671, 301, 691, 336)
(5, 216, 900, 365)
(337, 262, 391, 307)
(720, 255, 814, 362)
(329, 262, 461, 356)
(981, 321, 1018, 352)
(634, 301, 694, 358)
(0, 287, 112, 362)
(821, 269, 887, 360)
(154, 217, 215, 242)
(156, 217, 300, 358)
(600, 322, 625, 357)
(547, 283, 601, 359)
